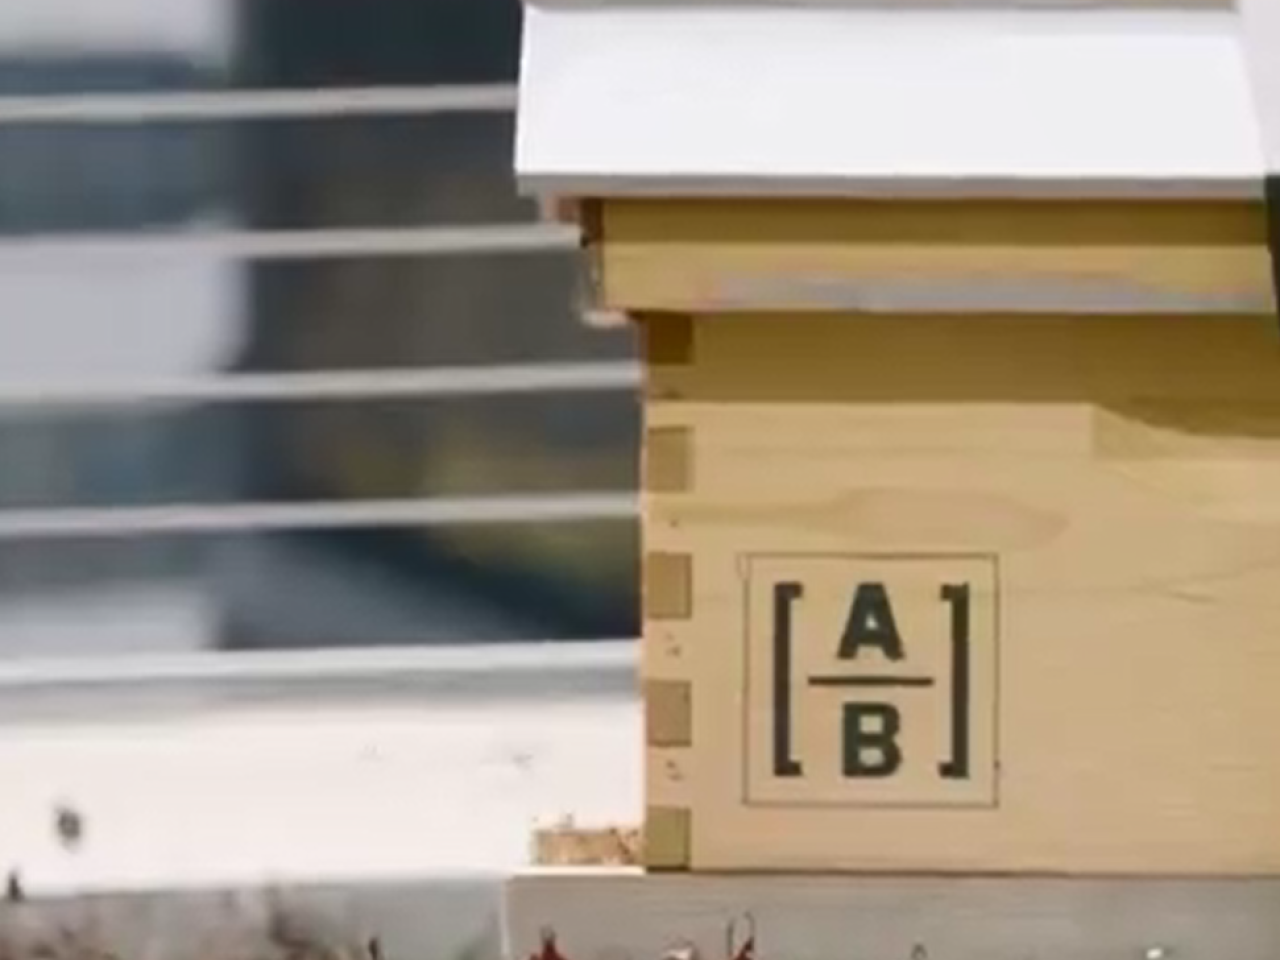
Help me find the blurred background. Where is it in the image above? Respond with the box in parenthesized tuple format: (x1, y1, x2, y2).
(0, 0, 639, 659)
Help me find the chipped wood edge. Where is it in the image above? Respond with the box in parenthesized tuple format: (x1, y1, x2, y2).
(577, 199, 607, 324)
(535, 195, 583, 226)
(543, 196, 624, 328)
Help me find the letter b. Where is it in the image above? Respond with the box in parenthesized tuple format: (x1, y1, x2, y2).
(842, 703, 903, 778)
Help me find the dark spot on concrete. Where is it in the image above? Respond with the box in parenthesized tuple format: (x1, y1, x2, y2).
(54, 804, 84, 850)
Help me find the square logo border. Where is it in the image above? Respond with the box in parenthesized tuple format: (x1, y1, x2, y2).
(738, 551, 1002, 811)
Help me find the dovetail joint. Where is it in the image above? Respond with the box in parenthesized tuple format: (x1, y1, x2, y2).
(644, 426, 693, 494)
(645, 680, 693, 748)
(636, 313, 694, 367)
(643, 552, 693, 621)
(644, 806, 692, 871)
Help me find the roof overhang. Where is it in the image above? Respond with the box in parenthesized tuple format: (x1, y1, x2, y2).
(516, 1, 1267, 200)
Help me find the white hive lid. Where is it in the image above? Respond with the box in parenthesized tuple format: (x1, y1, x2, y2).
(514, 0, 1268, 199)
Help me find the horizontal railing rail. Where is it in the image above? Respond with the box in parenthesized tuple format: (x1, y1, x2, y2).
(0, 361, 640, 409)
(0, 494, 638, 541)
(0, 638, 637, 692)
(0, 76, 631, 671)
(0, 224, 581, 262)
(0, 84, 519, 125)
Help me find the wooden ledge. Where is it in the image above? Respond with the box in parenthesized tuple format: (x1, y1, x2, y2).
(592, 197, 1278, 315)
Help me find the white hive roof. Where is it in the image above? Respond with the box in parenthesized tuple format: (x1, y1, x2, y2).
(515, 1, 1269, 199)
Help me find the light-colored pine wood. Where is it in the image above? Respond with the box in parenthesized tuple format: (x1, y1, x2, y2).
(640, 317, 699, 870)
(598, 199, 1276, 314)
(645, 680, 693, 747)
(640, 311, 1280, 874)
(642, 553, 693, 621)
(643, 807, 692, 871)
(644, 426, 694, 494)
(505, 871, 1280, 960)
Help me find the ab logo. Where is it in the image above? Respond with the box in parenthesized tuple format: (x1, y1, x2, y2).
(743, 554, 998, 808)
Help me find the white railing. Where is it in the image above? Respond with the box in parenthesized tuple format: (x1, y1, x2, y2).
(0, 82, 631, 643)
(0, 494, 638, 541)
(0, 224, 580, 261)
(0, 76, 640, 901)
(0, 637, 636, 693)
(0, 361, 640, 408)
(0, 84, 519, 124)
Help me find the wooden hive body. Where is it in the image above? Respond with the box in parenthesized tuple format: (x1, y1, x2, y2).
(516, 0, 1280, 873)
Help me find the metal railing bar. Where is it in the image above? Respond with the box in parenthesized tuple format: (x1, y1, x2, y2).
(0, 639, 638, 690)
(0, 224, 581, 262)
(0, 84, 519, 125)
(0, 362, 642, 410)
(0, 494, 638, 541)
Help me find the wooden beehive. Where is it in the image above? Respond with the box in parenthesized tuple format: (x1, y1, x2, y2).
(516, 0, 1280, 873)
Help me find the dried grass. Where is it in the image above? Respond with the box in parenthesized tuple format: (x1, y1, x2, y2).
(530, 818, 640, 867)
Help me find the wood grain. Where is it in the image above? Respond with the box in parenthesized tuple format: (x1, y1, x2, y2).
(642, 313, 1280, 873)
(600, 199, 1276, 314)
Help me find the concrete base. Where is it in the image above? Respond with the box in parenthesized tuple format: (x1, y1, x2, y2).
(0, 879, 501, 960)
(504, 870, 1280, 960)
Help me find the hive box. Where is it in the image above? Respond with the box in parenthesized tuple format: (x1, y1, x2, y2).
(516, 0, 1280, 873)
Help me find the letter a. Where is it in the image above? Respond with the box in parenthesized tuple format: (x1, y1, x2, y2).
(838, 582, 904, 661)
